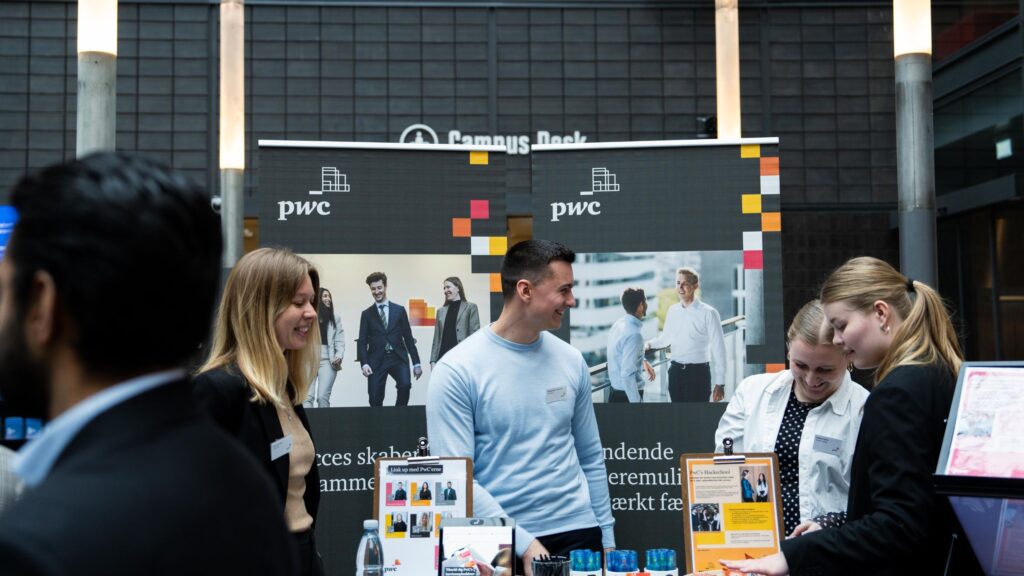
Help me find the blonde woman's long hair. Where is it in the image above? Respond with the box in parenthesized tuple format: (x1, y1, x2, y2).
(819, 256, 962, 384)
(199, 248, 321, 406)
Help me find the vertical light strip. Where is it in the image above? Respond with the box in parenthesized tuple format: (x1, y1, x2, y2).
(77, 0, 118, 56)
(893, 0, 932, 57)
(220, 0, 245, 170)
(715, 0, 741, 139)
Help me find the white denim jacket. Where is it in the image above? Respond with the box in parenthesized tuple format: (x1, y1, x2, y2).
(714, 370, 869, 523)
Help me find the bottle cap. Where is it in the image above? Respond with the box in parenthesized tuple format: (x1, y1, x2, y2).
(364, 519, 379, 529)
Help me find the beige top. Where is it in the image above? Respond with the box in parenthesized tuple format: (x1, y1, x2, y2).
(275, 402, 315, 533)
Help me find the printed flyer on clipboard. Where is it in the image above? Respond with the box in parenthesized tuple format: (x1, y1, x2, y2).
(680, 453, 783, 575)
(375, 457, 472, 576)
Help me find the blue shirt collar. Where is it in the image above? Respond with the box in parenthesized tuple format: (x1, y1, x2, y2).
(14, 369, 185, 488)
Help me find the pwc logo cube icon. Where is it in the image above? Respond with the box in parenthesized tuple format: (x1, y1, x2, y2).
(549, 167, 619, 222)
(277, 167, 351, 221)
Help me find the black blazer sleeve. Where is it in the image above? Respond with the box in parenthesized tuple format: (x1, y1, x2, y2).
(192, 367, 250, 435)
(782, 366, 950, 575)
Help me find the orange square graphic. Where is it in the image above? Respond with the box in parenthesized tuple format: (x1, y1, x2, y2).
(490, 273, 501, 293)
(760, 156, 779, 176)
(762, 212, 781, 232)
(452, 218, 471, 237)
(766, 363, 786, 373)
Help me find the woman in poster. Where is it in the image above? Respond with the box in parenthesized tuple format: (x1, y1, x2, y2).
(193, 248, 325, 576)
(715, 299, 868, 535)
(756, 473, 769, 502)
(419, 480, 433, 501)
(393, 512, 408, 533)
(430, 277, 480, 365)
(303, 287, 345, 408)
(722, 257, 980, 576)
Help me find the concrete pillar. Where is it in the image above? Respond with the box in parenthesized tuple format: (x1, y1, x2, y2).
(895, 53, 937, 286)
(76, 52, 116, 157)
(220, 169, 244, 268)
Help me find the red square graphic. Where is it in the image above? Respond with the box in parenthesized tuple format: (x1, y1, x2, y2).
(744, 250, 764, 270)
(470, 200, 489, 220)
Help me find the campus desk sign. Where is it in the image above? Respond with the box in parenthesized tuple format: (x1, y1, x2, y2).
(400, 123, 588, 155)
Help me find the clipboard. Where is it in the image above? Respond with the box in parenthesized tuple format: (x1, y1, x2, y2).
(374, 456, 473, 576)
(679, 452, 784, 575)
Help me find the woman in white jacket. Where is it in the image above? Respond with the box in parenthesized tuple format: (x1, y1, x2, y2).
(303, 287, 345, 408)
(715, 299, 868, 536)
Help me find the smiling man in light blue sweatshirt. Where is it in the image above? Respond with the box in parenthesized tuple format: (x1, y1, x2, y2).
(427, 239, 615, 576)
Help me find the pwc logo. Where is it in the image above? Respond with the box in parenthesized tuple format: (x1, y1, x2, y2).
(550, 167, 619, 222)
(277, 167, 351, 221)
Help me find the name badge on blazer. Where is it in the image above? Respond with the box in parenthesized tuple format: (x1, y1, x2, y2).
(546, 386, 567, 403)
(270, 435, 293, 461)
(812, 434, 843, 456)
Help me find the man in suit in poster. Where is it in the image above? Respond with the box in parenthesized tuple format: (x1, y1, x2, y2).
(358, 272, 422, 406)
(0, 153, 296, 575)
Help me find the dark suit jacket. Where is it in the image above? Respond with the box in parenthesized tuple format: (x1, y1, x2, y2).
(782, 364, 981, 576)
(0, 379, 297, 576)
(393, 489, 407, 501)
(357, 301, 420, 370)
(443, 488, 457, 500)
(192, 366, 320, 525)
(430, 300, 481, 363)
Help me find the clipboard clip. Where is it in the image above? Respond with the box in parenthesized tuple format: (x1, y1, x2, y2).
(408, 436, 438, 463)
(714, 438, 746, 464)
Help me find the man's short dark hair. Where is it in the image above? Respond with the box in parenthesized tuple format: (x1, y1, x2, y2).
(500, 239, 575, 299)
(7, 152, 221, 377)
(621, 287, 646, 313)
(366, 271, 387, 286)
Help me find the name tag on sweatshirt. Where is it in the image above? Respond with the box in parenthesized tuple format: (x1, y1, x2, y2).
(546, 386, 567, 403)
(270, 435, 293, 461)
(813, 434, 843, 456)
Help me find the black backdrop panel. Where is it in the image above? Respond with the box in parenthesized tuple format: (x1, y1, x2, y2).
(259, 145, 506, 254)
(532, 144, 765, 251)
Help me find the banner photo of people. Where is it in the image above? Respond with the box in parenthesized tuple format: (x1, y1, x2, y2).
(259, 141, 507, 408)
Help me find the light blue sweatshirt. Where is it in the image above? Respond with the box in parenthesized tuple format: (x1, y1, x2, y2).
(426, 326, 616, 556)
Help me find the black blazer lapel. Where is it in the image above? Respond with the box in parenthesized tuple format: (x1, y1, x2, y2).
(255, 402, 289, 497)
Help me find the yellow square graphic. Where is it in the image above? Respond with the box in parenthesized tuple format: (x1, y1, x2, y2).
(742, 194, 762, 214)
(489, 236, 508, 256)
(762, 212, 781, 232)
(469, 151, 489, 165)
(741, 144, 761, 158)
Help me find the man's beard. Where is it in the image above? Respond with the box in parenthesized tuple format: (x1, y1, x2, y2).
(0, 317, 51, 419)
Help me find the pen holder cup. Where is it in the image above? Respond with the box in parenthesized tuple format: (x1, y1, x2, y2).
(532, 555, 570, 576)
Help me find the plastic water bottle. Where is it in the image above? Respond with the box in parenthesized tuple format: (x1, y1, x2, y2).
(356, 519, 383, 576)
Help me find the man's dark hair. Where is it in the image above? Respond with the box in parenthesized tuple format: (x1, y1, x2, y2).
(621, 287, 646, 313)
(366, 271, 387, 286)
(500, 239, 575, 300)
(7, 152, 221, 378)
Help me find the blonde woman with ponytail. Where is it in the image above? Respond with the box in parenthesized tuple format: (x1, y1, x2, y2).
(723, 257, 979, 576)
(194, 248, 326, 576)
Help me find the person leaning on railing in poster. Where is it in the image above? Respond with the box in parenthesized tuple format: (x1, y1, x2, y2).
(714, 299, 868, 536)
(645, 267, 727, 402)
(721, 257, 983, 576)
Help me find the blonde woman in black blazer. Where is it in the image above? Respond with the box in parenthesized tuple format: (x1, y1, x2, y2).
(194, 248, 325, 576)
(430, 276, 481, 365)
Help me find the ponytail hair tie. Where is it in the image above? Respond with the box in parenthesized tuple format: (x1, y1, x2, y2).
(906, 278, 916, 293)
